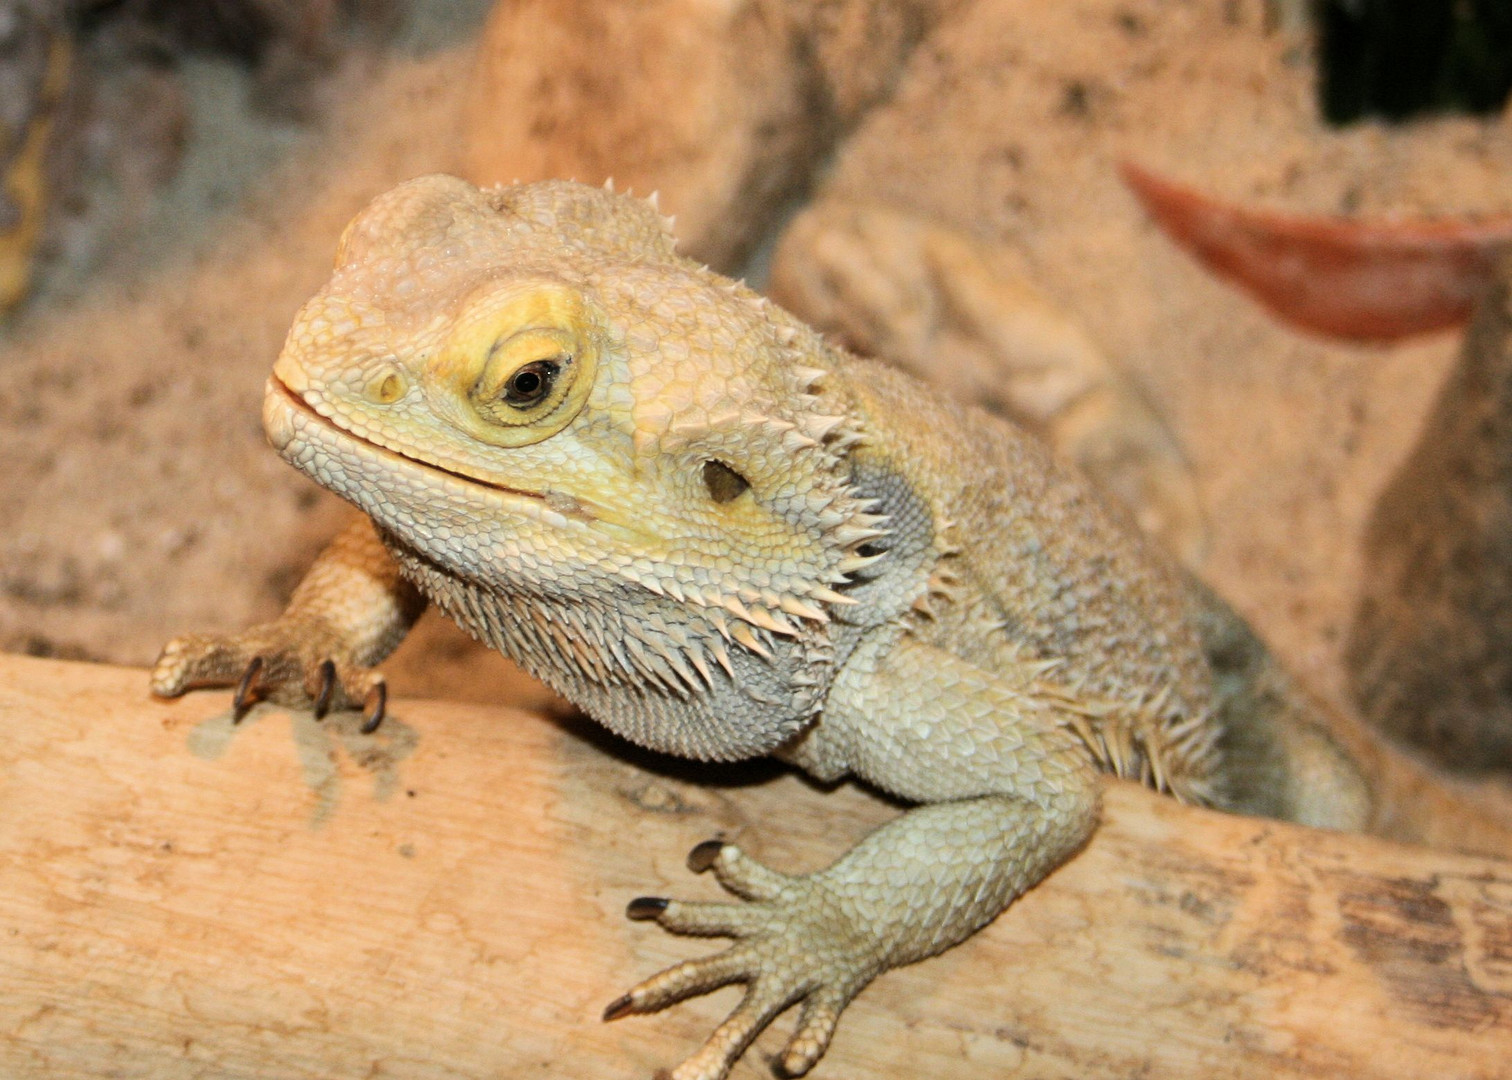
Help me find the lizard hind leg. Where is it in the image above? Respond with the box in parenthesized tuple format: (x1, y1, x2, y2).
(613, 790, 1098, 1080)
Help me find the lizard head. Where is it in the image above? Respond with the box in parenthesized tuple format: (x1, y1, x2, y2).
(262, 175, 887, 758)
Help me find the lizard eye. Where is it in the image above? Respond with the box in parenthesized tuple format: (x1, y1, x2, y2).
(438, 278, 601, 447)
(502, 358, 561, 407)
(702, 460, 750, 503)
(467, 324, 588, 436)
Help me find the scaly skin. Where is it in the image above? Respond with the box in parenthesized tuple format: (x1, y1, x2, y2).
(152, 176, 1375, 1079)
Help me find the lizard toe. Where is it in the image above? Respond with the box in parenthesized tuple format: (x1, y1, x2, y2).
(643, 897, 762, 938)
(776, 986, 850, 1078)
(150, 633, 252, 698)
(690, 841, 795, 903)
(359, 679, 388, 733)
(665, 977, 805, 1080)
(231, 655, 266, 721)
(607, 944, 751, 1018)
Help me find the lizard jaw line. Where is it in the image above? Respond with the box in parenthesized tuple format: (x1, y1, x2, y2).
(264, 374, 577, 515)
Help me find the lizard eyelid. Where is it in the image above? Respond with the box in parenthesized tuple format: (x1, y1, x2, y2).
(702, 460, 750, 504)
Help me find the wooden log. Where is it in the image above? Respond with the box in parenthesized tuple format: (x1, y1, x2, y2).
(1, 652, 1510, 1078)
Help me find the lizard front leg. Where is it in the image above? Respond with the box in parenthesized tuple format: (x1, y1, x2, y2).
(150, 515, 425, 730)
(610, 635, 1101, 1080)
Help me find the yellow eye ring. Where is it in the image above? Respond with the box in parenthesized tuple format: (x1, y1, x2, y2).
(469, 325, 581, 429)
(432, 278, 600, 447)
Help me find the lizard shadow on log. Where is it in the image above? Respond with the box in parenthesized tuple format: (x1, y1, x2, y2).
(184, 702, 419, 827)
(552, 704, 920, 819)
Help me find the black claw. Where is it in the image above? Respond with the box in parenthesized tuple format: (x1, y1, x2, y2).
(232, 655, 264, 722)
(687, 839, 725, 873)
(359, 681, 387, 734)
(602, 993, 636, 1022)
(626, 896, 669, 921)
(313, 659, 336, 719)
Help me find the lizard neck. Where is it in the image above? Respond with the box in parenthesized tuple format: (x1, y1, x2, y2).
(381, 531, 836, 762)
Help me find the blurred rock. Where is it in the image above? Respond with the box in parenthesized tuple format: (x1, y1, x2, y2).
(1348, 261, 1512, 770)
(88, 0, 400, 117)
(0, 1, 69, 312)
(460, 0, 946, 273)
(769, 199, 1208, 564)
(0, 0, 401, 315)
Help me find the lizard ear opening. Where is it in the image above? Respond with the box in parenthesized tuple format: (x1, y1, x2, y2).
(702, 460, 750, 503)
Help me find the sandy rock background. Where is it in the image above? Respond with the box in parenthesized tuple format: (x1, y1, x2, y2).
(0, 0, 546, 705)
(0, 0, 1508, 778)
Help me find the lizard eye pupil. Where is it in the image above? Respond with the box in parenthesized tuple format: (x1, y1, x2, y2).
(702, 460, 750, 503)
(503, 359, 560, 407)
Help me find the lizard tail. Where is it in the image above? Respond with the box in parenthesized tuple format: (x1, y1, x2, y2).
(1189, 575, 1512, 858)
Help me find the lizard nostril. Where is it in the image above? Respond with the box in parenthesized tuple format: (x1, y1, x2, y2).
(367, 369, 407, 405)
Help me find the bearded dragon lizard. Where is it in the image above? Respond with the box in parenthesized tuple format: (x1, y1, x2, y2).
(153, 176, 1391, 1079)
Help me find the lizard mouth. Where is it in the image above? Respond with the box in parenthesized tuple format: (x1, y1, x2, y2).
(263, 374, 564, 510)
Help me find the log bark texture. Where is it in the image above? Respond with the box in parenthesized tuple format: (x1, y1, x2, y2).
(1, 653, 1510, 1078)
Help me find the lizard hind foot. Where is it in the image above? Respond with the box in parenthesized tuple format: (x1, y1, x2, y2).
(611, 841, 876, 1080)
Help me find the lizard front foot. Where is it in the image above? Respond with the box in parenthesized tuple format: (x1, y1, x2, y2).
(607, 840, 882, 1080)
(151, 621, 388, 732)
(149, 517, 423, 733)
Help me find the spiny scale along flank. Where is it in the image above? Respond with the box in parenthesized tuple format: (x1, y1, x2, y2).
(1055, 677, 1223, 806)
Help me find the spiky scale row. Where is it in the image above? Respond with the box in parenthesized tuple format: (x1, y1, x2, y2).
(1053, 677, 1220, 805)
